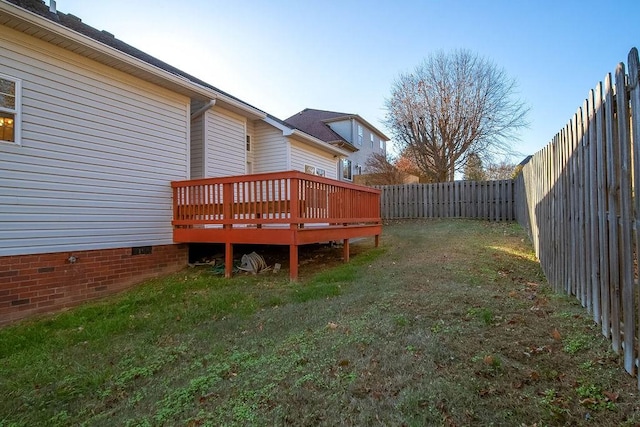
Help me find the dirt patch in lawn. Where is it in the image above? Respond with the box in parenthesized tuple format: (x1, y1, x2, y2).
(1, 219, 639, 426)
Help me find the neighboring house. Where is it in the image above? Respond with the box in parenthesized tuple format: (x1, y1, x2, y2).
(285, 109, 390, 182)
(0, 0, 349, 324)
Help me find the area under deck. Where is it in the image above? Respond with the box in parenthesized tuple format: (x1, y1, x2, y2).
(172, 171, 382, 279)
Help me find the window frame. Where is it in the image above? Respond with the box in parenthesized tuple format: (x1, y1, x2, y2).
(357, 125, 363, 146)
(342, 159, 353, 181)
(0, 73, 21, 145)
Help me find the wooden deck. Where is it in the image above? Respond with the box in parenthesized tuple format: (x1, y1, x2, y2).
(172, 171, 382, 279)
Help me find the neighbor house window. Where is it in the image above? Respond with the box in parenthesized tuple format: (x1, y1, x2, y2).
(0, 74, 20, 144)
(370, 133, 374, 149)
(357, 125, 363, 146)
(342, 159, 352, 180)
(379, 139, 385, 151)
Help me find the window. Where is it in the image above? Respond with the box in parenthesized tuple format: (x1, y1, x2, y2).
(370, 133, 374, 149)
(246, 135, 251, 151)
(357, 125, 363, 146)
(379, 139, 385, 151)
(304, 164, 316, 175)
(342, 159, 352, 180)
(0, 74, 20, 144)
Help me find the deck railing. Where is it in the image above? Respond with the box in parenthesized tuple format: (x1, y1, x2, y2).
(172, 171, 382, 228)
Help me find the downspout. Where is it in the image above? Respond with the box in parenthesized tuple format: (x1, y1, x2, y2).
(190, 99, 216, 121)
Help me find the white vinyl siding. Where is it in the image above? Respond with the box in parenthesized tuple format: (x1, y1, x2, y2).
(252, 120, 287, 173)
(289, 139, 338, 180)
(204, 108, 246, 177)
(0, 26, 190, 256)
(190, 105, 205, 179)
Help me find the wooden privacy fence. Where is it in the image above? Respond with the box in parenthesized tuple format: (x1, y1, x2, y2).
(515, 47, 640, 387)
(377, 180, 515, 220)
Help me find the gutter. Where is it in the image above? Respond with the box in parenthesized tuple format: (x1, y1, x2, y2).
(190, 99, 216, 121)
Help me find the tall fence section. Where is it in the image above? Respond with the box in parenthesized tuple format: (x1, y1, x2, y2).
(378, 180, 515, 221)
(516, 47, 640, 386)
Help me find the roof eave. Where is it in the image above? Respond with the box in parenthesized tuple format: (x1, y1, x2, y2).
(328, 140, 358, 153)
(0, 1, 266, 120)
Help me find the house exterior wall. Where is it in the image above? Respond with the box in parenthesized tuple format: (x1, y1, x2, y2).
(252, 120, 288, 173)
(0, 24, 191, 325)
(204, 107, 247, 177)
(346, 121, 387, 175)
(327, 118, 387, 180)
(0, 25, 191, 258)
(289, 139, 338, 180)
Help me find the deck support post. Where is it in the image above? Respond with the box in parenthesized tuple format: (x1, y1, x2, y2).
(289, 244, 298, 281)
(225, 242, 233, 278)
(375, 234, 380, 247)
(343, 238, 350, 262)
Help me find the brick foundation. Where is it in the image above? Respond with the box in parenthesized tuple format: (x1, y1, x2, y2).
(0, 244, 188, 326)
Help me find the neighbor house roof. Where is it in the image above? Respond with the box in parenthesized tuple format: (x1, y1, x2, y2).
(264, 114, 351, 158)
(285, 108, 390, 147)
(285, 109, 351, 146)
(518, 155, 533, 166)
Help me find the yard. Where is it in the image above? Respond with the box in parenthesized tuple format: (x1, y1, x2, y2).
(1, 219, 639, 426)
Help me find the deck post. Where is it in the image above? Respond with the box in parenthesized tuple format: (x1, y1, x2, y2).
(225, 242, 233, 278)
(289, 244, 299, 281)
(375, 234, 380, 247)
(343, 239, 350, 262)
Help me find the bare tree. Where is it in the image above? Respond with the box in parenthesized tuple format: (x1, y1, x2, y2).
(363, 152, 408, 185)
(385, 49, 529, 181)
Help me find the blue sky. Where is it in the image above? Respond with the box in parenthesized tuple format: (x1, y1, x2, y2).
(57, 0, 640, 162)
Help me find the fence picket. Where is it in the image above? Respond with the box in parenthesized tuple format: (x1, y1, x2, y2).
(603, 72, 622, 355)
(594, 81, 611, 340)
(587, 89, 601, 324)
(627, 47, 640, 388)
(615, 62, 635, 375)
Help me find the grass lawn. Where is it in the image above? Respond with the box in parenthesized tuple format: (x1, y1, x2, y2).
(1, 219, 639, 426)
